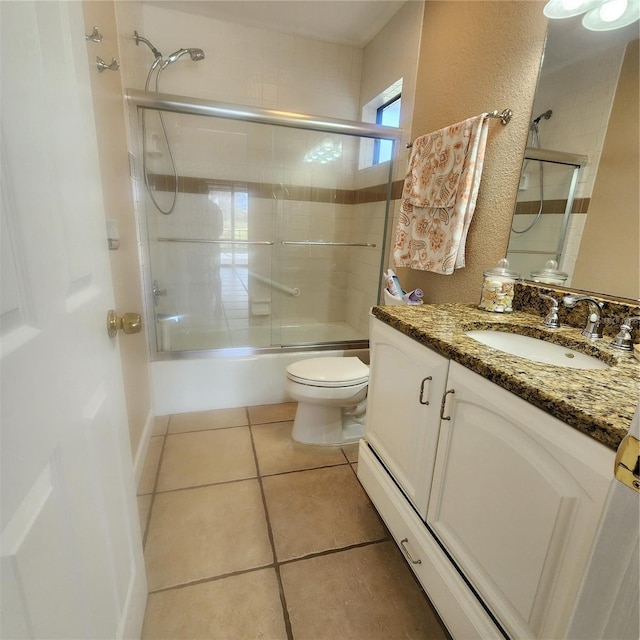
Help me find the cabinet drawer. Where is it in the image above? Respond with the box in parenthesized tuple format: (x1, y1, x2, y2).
(358, 440, 503, 640)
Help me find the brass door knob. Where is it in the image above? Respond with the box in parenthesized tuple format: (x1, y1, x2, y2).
(107, 310, 142, 337)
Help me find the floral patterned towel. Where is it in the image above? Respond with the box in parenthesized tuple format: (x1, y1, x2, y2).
(393, 114, 489, 274)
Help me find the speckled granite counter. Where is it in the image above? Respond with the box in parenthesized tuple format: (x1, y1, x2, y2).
(371, 303, 640, 450)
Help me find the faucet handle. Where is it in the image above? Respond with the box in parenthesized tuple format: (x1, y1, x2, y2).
(539, 294, 560, 329)
(610, 316, 640, 352)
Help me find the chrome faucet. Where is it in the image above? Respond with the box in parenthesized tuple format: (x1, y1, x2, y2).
(562, 295, 604, 339)
(610, 316, 640, 351)
(539, 294, 560, 329)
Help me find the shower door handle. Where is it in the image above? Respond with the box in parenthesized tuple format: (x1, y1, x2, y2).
(157, 237, 273, 245)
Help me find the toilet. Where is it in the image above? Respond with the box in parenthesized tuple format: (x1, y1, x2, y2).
(285, 356, 369, 445)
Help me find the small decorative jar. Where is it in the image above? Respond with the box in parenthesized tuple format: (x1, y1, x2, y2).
(530, 260, 568, 286)
(478, 258, 520, 313)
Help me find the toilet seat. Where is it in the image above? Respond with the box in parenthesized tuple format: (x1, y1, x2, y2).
(286, 357, 369, 388)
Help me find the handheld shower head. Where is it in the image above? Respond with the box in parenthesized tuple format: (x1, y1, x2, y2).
(160, 48, 206, 69)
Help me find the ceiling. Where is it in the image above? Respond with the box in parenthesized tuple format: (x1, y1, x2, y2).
(143, 0, 408, 48)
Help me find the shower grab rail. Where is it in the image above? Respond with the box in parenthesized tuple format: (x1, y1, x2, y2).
(157, 237, 273, 246)
(248, 272, 300, 298)
(282, 240, 377, 247)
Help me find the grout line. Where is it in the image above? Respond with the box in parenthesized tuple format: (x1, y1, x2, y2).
(248, 417, 295, 640)
(165, 423, 250, 436)
(147, 563, 276, 595)
(278, 536, 391, 566)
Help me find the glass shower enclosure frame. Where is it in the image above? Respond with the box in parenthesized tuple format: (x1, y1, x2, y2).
(126, 89, 402, 360)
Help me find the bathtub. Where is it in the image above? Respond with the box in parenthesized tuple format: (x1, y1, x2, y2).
(151, 345, 369, 416)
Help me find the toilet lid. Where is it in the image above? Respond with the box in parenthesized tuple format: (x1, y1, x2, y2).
(287, 357, 369, 388)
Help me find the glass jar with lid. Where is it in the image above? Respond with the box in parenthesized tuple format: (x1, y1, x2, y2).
(530, 260, 568, 286)
(478, 258, 520, 313)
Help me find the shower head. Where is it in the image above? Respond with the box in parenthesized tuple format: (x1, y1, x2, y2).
(134, 31, 162, 61)
(531, 110, 553, 126)
(159, 48, 206, 70)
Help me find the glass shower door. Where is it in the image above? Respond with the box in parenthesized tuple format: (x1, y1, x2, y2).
(139, 104, 394, 354)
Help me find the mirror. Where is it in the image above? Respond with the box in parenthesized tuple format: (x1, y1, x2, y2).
(506, 16, 639, 301)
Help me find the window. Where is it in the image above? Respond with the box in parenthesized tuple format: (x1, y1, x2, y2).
(374, 94, 401, 165)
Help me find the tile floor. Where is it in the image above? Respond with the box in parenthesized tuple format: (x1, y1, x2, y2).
(137, 403, 450, 639)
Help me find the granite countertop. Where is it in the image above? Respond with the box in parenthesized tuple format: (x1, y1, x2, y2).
(371, 303, 640, 451)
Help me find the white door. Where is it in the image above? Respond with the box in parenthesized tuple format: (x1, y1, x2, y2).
(0, 2, 146, 638)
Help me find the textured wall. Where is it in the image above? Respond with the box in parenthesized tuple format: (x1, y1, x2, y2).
(396, 1, 548, 304)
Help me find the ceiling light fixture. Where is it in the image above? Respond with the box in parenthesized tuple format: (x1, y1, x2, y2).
(543, 0, 639, 29)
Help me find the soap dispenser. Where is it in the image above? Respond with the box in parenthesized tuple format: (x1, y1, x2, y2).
(478, 258, 520, 313)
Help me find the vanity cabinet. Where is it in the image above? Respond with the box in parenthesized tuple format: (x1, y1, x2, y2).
(359, 318, 614, 640)
(365, 318, 448, 516)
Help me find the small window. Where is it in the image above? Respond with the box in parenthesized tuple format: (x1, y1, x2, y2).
(374, 94, 401, 165)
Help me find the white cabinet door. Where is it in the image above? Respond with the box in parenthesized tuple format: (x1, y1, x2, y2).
(365, 317, 449, 516)
(0, 3, 146, 638)
(427, 362, 612, 640)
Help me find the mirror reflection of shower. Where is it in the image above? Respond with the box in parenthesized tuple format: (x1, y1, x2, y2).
(511, 109, 553, 233)
(135, 31, 206, 215)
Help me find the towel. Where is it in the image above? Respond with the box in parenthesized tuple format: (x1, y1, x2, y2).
(393, 114, 489, 274)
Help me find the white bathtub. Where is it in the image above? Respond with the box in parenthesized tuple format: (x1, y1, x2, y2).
(151, 347, 369, 416)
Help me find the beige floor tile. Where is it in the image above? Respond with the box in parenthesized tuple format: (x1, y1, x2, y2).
(263, 465, 387, 561)
(168, 407, 248, 434)
(152, 415, 170, 436)
(248, 402, 297, 425)
(137, 495, 152, 540)
(342, 441, 359, 463)
(156, 427, 256, 492)
(142, 568, 287, 639)
(252, 421, 347, 475)
(144, 480, 273, 591)
(281, 541, 449, 640)
(137, 436, 163, 495)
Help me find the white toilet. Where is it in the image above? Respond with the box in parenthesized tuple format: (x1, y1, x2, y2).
(285, 356, 369, 445)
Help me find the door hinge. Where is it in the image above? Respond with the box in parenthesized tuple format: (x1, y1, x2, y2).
(614, 434, 640, 493)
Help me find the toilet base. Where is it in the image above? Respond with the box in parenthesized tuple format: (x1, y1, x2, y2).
(291, 403, 365, 445)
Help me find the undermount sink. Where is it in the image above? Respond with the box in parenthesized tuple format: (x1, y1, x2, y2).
(465, 330, 610, 370)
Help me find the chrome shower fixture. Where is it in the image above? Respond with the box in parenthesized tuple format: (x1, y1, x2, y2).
(160, 48, 206, 69)
(531, 109, 553, 126)
(134, 30, 163, 61)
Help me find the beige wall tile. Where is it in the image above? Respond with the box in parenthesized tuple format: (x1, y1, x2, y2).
(157, 428, 256, 492)
(252, 421, 346, 475)
(281, 542, 449, 640)
(263, 466, 387, 561)
(137, 436, 164, 495)
(169, 408, 248, 434)
(248, 402, 297, 425)
(142, 568, 287, 639)
(144, 481, 272, 591)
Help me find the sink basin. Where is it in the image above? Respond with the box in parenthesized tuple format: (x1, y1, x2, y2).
(465, 330, 610, 370)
